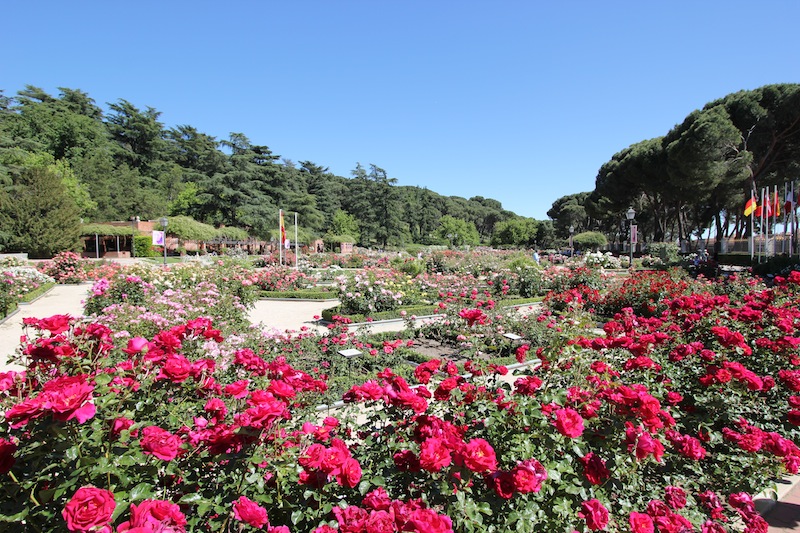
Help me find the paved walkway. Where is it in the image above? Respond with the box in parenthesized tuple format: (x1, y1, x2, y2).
(2, 283, 800, 531)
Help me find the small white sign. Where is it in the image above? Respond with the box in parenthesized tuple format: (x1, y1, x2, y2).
(152, 230, 165, 246)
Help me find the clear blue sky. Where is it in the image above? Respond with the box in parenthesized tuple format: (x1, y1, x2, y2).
(4, 1, 799, 220)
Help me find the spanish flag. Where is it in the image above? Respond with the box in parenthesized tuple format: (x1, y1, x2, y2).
(744, 196, 757, 217)
(773, 190, 781, 218)
(280, 209, 287, 247)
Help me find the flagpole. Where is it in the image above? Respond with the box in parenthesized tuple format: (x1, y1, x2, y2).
(279, 209, 283, 266)
(760, 187, 765, 263)
(784, 182, 789, 254)
(294, 212, 299, 270)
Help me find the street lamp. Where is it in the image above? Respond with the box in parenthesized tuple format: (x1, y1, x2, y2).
(159, 217, 168, 265)
(626, 207, 636, 268)
(569, 225, 575, 258)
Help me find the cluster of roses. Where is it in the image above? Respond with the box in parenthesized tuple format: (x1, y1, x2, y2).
(343, 368, 430, 414)
(624, 486, 769, 533)
(722, 417, 800, 473)
(62, 485, 292, 533)
(253, 266, 313, 292)
(314, 487, 453, 533)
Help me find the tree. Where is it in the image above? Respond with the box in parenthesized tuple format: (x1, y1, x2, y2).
(490, 217, 539, 247)
(572, 231, 607, 252)
(0, 165, 81, 257)
(436, 215, 480, 247)
(327, 209, 360, 242)
(345, 164, 405, 247)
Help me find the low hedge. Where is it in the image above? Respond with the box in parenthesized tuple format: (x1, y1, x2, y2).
(259, 290, 337, 300)
(321, 297, 542, 323)
(19, 282, 56, 304)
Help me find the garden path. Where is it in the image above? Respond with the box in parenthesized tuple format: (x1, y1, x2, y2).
(0, 283, 90, 372)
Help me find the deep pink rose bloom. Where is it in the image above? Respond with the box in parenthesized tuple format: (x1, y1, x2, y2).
(233, 496, 269, 528)
(629, 511, 654, 533)
(336, 456, 362, 488)
(404, 508, 454, 533)
(140, 425, 182, 461)
(37, 314, 73, 334)
(701, 520, 727, 533)
(62, 486, 115, 533)
(158, 353, 192, 383)
(511, 458, 548, 493)
(580, 452, 610, 485)
(419, 437, 452, 472)
(463, 438, 498, 473)
(580, 499, 609, 531)
(224, 379, 250, 398)
(41, 375, 96, 424)
(122, 336, 149, 355)
(333, 505, 369, 532)
(117, 499, 187, 532)
(553, 407, 585, 438)
(664, 486, 687, 509)
(362, 487, 392, 511)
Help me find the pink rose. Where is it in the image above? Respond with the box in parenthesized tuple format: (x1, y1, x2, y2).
(62, 486, 115, 532)
(553, 407, 585, 438)
(117, 499, 187, 531)
(140, 425, 182, 461)
(462, 438, 498, 473)
(629, 511, 654, 533)
(580, 499, 609, 531)
(233, 496, 269, 528)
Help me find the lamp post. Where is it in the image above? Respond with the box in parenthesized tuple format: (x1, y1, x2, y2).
(159, 217, 168, 265)
(569, 225, 575, 258)
(626, 207, 636, 269)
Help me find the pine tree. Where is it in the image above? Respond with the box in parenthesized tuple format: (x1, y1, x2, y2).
(1, 166, 81, 257)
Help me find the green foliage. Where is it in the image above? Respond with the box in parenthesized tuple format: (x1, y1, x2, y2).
(571, 231, 607, 251)
(133, 235, 157, 257)
(648, 242, 681, 265)
(0, 165, 81, 258)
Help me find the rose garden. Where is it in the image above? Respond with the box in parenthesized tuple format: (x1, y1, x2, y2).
(1, 250, 800, 532)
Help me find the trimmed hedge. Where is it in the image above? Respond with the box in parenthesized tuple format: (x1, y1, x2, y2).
(321, 297, 542, 323)
(259, 290, 337, 300)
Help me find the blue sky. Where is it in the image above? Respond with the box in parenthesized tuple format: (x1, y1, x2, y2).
(4, 1, 799, 220)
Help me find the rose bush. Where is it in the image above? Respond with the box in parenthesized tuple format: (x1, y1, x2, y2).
(1, 264, 800, 532)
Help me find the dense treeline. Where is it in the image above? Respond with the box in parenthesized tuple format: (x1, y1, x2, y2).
(546, 84, 800, 250)
(0, 86, 542, 256)
(2, 83, 798, 257)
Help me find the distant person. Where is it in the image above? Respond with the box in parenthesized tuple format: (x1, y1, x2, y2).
(533, 250, 540, 264)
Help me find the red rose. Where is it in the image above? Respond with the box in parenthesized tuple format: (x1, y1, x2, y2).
(511, 458, 548, 493)
(233, 495, 269, 528)
(62, 486, 115, 533)
(580, 452, 610, 485)
(580, 499, 609, 531)
(336, 456, 362, 488)
(664, 486, 687, 509)
(41, 375, 96, 424)
(117, 499, 187, 532)
(404, 508, 454, 533)
(0, 437, 16, 474)
(37, 314, 73, 334)
(158, 353, 192, 383)
(553, 407, 585, 438)
(419, 437, 452, 472)
(629, 511, 654, 533)
(701, 520, 727, 533)
(140, 425, 182, 461)
(491, 470, 516, 499)
(462, 438, 498, 473)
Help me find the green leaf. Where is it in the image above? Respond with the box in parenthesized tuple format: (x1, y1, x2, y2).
(129, 482, 154, 501)
(179, 493, 205, 504)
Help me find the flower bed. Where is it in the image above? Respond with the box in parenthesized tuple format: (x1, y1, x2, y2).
(1, 267, 800, 531)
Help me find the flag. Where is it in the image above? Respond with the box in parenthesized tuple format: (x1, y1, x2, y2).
(744, 196, 757, 216)
(280, 210, 287, 247)
(787, 189, 797, 213)
(773, 190, 781, 218)
(152, 230, 165, 246)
